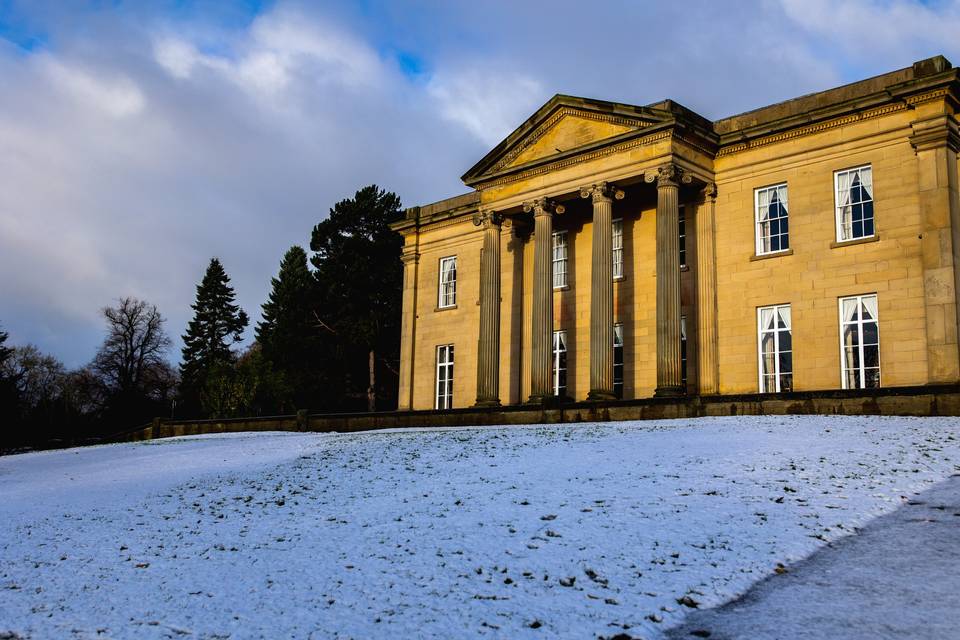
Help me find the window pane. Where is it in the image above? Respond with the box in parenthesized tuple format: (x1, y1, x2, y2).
(779, 352, 792, 375)
(862, 322, 878, 346)
(864, 369, 881, 388)
(761, 332, 776, 356)
(760, 308, 775, 331)
(780, 373, 793, 393)
(779, 330, 792, 353)
(844, 346, 860, 369)
(846, 368, 860, 389)
(842, 299, 859, 323)
(863, 344, 880, 368)
(762, 374, 777, 393)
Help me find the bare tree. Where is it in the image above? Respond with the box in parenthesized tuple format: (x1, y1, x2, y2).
(92, 297, 173, 398)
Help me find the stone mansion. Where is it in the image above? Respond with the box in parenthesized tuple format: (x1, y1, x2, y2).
(390, 56, 960, 411)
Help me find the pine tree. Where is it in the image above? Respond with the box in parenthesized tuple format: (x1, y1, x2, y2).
(180, 258, 249, 413)
(256, 246, 317, 412)
(0, 326, 18, 430)
(0, 326, 12, 370)
(256, 246, 314, 352)
(310, 185, 403, 411)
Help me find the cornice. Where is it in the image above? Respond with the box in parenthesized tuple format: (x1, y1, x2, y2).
(717, 102, 908, 157)
(718, 70, 960, 157)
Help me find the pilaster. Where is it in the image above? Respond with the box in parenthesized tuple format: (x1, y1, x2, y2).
(397, 247, 420, 410)
(695, 183, 720, 395)
(911, 103, 960, 383)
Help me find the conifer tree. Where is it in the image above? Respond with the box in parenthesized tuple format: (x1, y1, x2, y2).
(255, 246, 317, 412)
(256, 246, 314, 353)
(310, 185, 403, 411)
(180, 258, 249, 412)
(0, 326, 11, 370)
(0, 326, 18, 427)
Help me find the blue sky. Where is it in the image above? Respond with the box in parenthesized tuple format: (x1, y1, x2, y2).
(2, 0, 960, 368)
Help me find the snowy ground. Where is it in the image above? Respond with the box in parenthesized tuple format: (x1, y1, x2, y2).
(1, 416, 958, 639)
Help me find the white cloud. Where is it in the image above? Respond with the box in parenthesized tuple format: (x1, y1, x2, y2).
(778, 0, 960, 63)
(42, 58, 145, 118)
(428, 69, 544, 146)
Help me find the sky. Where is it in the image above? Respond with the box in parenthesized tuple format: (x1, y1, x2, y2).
(2, 0, 960, 368)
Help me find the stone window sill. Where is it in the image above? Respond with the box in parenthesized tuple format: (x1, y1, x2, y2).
(435, 304, 458, 312)
(750, 248, 794, 262)
(830, 234, 879, 249)
(553, 285, 570, 292)
(613, 276, 626, 283)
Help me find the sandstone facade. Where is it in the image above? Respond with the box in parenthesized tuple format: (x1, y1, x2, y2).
(392, 56, 960, 411)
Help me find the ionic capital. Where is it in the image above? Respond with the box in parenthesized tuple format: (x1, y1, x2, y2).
(579, 182, 625, 204)
(645, 164, 692, 188)
(523, 197, 565, 217)
(472, 209, 504, 229)
(703, 182, 718, 201)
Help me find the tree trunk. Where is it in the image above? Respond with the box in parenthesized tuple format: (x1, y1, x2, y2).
(367, 348, 376, 412)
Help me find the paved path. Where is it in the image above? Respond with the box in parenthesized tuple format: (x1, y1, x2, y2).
(666, 474, 960, 640)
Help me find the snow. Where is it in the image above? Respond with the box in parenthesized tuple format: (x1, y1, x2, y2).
(1, 415, 958, 639)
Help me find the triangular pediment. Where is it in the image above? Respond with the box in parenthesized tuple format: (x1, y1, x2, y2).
(462, 95, 673, 186)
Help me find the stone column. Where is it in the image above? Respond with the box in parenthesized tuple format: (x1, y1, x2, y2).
(581, 182, 625, 400)
(646, 164, 689, 397)
(473, 209, 503, 407)
(524, 197, 564, 403)
(696, 183, 720, 395)
(397, 247, 420, 410)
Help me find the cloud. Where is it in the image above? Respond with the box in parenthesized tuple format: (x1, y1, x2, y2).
(428, 68, 544, 146)
(778, 0, 960, 65)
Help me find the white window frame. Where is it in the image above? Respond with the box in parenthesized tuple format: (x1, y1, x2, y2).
(438, 256, 457, 308)
(552, 330, 567, 397)
(679, 207, 687, 268)
(834, 165, 874, 243)
(838, 294, 880, 389)
(757, 304, 793, 393)
(613, 323, 624, 399)
(680, 316, 688, 386)
(612, 218, 624, 280)
(754, 183, 790, 256)
(435, 344, 454, 409)
(552, 231, 568, 289)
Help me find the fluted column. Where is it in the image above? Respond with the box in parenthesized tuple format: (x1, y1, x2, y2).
(646, 164, 689, 396)
(525, 197, 564, 403)
(696, 183, 720, 395)
(582, 182, 624, 400)
(473, 209, 503, 407)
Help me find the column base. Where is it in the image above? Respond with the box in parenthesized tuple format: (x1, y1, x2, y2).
(526, 395, 566, 408)
(654, 385, 686, 398)
(587, 390, 617, 402)
(473, 398, 501, 408)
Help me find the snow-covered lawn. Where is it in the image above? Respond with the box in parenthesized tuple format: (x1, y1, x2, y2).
(1, 416, 958, 639)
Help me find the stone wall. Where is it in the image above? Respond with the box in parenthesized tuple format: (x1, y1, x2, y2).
(113, 384, 960, 444)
